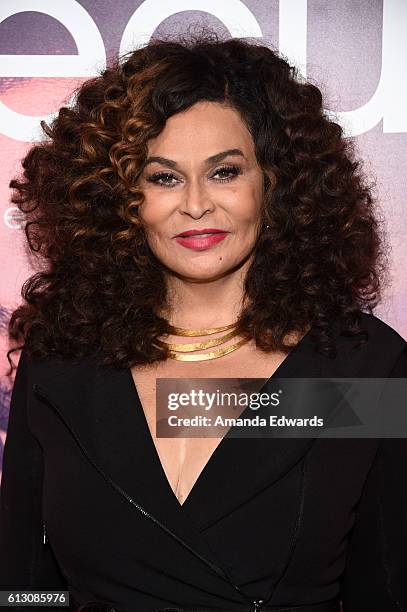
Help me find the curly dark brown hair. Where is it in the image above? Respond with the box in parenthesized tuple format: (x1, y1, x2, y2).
(6, 28, 389, 376)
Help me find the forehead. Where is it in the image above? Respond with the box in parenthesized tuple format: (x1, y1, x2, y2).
(147, 101, 255, 157)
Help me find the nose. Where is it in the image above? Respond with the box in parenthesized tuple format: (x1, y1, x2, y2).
(179, 178, 215, 219)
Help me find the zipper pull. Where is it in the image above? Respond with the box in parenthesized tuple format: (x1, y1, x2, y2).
(42, 522, 48, 545)
(252, 600, 264, 611)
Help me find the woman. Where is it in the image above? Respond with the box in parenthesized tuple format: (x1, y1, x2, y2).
(0, 30, 406, 612)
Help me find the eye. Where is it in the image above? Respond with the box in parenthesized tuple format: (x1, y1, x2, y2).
(146, 171, 179, 188)
(211, 164, 242, 183)
(145, 164, 242, 189)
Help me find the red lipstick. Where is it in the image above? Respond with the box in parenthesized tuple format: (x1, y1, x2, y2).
(174, 228, 230, 251)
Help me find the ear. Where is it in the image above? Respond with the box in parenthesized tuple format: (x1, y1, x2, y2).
(263, 170, 276, 192)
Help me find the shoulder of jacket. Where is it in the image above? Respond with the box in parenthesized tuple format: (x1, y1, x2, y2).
(22, 346, 101, 386)
(358, 312, 407, 353)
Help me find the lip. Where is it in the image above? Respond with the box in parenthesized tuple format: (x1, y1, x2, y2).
(174, 231, 229, 251)
(175, 228, 228, 237)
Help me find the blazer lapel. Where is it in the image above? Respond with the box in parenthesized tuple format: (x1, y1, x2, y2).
(181, 329, 326, 530)
(31, 328, 335, 555)
(32, 354, 223, 562)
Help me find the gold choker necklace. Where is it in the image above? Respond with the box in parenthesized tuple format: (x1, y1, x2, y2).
(156, 321, 249, 361)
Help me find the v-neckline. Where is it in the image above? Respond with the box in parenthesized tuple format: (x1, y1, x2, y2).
(128, 326, 314, 510)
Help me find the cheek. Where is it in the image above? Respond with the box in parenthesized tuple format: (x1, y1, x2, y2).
(235, 206, 262, 230)
(232, 185, 263, 218)
(138, 201, 169, 235)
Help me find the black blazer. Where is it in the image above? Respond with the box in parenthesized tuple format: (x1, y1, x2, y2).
(1, 312, 407, 612)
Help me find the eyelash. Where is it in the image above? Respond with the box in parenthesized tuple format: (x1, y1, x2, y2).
(146, 164, 242, 188)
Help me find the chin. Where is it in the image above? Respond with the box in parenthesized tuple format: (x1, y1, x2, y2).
(176, 266, 230, 280)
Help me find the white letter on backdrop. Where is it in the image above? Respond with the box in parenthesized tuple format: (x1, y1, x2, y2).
(0, 0, 106, 141)
(279, 0, 407, 136)
(120, 0, 262, 55)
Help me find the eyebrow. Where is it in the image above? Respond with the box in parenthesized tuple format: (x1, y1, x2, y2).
(143, 148, 247, 169)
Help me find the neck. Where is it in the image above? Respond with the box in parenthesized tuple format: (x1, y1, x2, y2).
(160, 258, 251, 328)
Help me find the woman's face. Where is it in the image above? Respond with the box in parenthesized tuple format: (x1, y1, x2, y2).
(137, 100, 269, 281)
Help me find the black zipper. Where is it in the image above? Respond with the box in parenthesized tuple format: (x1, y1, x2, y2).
(34, 384, 265, 610)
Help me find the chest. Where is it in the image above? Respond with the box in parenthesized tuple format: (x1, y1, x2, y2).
(130, 345, 291, 505)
